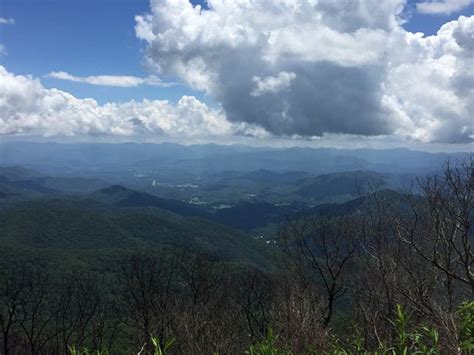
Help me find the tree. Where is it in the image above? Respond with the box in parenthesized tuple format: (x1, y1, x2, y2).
(117, 251, 178, 352)
(280, 214, 356, 328)
(397, 158, 473, 296)
(0, 264, 30, 355)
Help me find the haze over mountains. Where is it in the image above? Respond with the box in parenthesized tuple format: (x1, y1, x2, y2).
(1, 141, 467, 176)
(0, 140, 469, 242)
(0, 141, 470, 237)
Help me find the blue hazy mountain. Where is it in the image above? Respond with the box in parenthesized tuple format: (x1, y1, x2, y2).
(0, 142, 468, 177)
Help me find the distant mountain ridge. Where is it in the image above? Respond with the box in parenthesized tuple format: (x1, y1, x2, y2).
(0, 164, 424, 233)
(0, 166, 109, 200)
(1, 141, 469, 176)
(291, 170, 383, 200)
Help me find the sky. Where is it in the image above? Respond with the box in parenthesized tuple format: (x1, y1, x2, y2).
(0, 0, 473, 150)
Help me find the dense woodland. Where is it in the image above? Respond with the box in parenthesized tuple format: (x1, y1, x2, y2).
(0, 158, 473, 354)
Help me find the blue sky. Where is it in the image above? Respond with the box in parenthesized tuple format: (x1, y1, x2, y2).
(404, 0, 474, 32)
(0, 0, 472, 147)
(1, 0, 471, 105)
(0, 0, 208, 104)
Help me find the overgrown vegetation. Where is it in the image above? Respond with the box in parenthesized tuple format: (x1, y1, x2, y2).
(67, 303, 474, 354)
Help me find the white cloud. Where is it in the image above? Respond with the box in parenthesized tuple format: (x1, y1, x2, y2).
(251, 72, 296, 96)
(135, 0, 473, 143)
(1, 1, 472, 145)
(417, 0, 473, 15)
(47, 71, 175, 88)
(0, 66, 264, 139)
(382, 16, 474, 142)
(0, 18, 14, 25)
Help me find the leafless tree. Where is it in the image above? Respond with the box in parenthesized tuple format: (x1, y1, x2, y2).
(234, 267, 272, 339)
(396, 158, 473, 296)
(51, 272, 116, 354)
(117, 251, 178, 352)
(172, 252, 239, 354)
(14, 267, 62, 355)
(269, 275, 329, 353)
(0, 265, 31, 355)
(347, 158, 472, 351)
(280, 214, 356, 328)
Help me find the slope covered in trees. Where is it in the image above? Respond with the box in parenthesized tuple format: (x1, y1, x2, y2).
(0, 159, 472, 354)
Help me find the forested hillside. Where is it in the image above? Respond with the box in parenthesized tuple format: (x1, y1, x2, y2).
(0, 158, 472, 354)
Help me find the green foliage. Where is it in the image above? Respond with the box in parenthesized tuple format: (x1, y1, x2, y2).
(388, 305, 439, 355)
(150, 336, 175, 355)
(391, 304, 411, 354)
(329, 330, 396, 355)
(245, 329, 293, 355)
(458, 301, 474, 352)
(329, 326, 373, 354)
(345, 304, 440, 355)
(410, 326, 439, 354)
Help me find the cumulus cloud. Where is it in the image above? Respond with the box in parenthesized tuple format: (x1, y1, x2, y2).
(417, 0, 473, 15)
(383, 16, 474, 142)
(47, 71, 175, 87)
(0, 66, 264, 139)
(251, 72, 296, 97)
(135, 0, 473, 143)
(0, 17, 14, 25)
